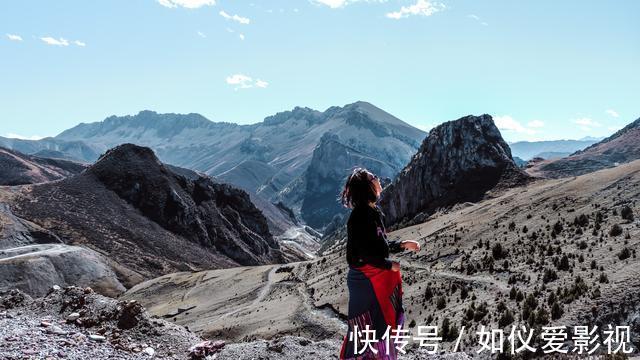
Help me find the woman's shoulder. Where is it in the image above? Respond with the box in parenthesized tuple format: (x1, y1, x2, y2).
(348, 205, 382, 222)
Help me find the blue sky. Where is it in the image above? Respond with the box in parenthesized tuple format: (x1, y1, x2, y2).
(1, 0, 638, 142)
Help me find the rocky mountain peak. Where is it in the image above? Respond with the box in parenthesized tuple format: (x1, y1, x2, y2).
(262, 106, 324, 126)
(379, 114, 530, 227)
(84, 143, 282, 266)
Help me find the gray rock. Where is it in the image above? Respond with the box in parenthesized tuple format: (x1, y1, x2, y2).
(0, 244, 126, 298)
(66, 312, 80, 322)
(88, 334, 106, 342)
(380, 114, 530, 227)
(46, 325, 67, 335)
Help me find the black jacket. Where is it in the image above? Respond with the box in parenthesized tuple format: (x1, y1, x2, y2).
(346, 205, 403, 270)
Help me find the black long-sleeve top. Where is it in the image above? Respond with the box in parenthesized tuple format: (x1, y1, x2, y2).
(346, 204, 403, 270)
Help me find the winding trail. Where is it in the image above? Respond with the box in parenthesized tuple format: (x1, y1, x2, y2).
(217, 265, 279, 320)
(407, 261, 509, 292)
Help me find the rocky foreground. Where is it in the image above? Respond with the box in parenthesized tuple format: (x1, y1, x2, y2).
(0, 285, 474, 359)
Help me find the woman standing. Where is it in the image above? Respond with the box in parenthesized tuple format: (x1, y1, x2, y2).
(339, 168, 421, 360)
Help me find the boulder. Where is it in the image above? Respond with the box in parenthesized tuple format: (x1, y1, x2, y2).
(0, 244, 125, 297)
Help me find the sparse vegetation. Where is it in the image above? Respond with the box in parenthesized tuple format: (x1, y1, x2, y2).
(609, 224, 623, 237)
(621, 205, 634, 222)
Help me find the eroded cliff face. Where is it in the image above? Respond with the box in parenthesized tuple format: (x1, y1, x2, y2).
(380, 114, 529, 227)
(299, 133, 397, 230)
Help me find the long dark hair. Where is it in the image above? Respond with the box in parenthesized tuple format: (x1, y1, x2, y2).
(340, 168, 380, 209)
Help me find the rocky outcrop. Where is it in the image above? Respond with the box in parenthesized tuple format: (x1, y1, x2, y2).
(0, 244, 125, 297)
(300, 133, 397, 229)
(528, 117, 640, 178)
(86, 144, 280, 264)
(380, 114, 530, 227)
(0, 147, 86, 186)
(9, 144, 286, 284)
(0, 286, 202, 359)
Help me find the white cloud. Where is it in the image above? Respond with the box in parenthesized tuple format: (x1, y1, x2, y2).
(41, 37, 70, 46)
(219, 10, 250, 24)
(467, 13, 488, 26)
(41, 37, 85, 47)
(493, 115, 537, 135)
(527, 120, 544, 128)
(574, 117, 600, 127)
(573, 117, 601, 132)
(239, 33, 245, 40)
(6, 34, 23, 41)
(311, 0, 387, 8)
(255, 79, 268, 88)
(157, 0, 215, 8)
(605, 109, 619, 118)
(226, 74, 268, 90)
(3, 133, 45, 140)
(197, 31, 206, 38)
(386, 0, 444, 19)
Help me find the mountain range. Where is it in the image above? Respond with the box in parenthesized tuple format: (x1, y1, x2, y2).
(509, 139, 600, 160)
(51, 101, 426, 231)
(2, 105, 640, 358)
(121, 113, 640, 357)
(0, 144, 293, 297)
(527, 117, 640, 178)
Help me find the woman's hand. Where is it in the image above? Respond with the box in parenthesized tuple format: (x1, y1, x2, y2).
(391, 261, 401, 272)
(401, 240, 421, 252)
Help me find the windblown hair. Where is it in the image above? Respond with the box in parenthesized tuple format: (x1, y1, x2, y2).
(341, 168, 380, 208)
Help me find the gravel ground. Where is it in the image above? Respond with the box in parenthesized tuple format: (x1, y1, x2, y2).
(0, 286, 201, 359)
(0, 286, 473, 359)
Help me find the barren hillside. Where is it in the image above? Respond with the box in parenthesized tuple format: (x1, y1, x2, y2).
(124, 160, 640, 356)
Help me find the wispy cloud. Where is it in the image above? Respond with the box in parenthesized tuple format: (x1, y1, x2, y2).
(255, 79, 268, 88)
(41, 37, 70, 46)
(494, 115, 538, 135)
(219, 10, 250, 24)
(41, 37, 86, 47)
(527, 120, 545, 128)
(311, 0, 386, 9)
(467, 14, 488, 26)
(239, 33, 245, 40)
(386, 0, 444, 19)
(157, 0, 215, 8)
(6, 34, 23, 42)
(226, 74, 269, 90)
(3, 133, 45, 140)
(605, 109, 619, 118)
(574, 117, 601, 132)
(197, 31, 206, 38)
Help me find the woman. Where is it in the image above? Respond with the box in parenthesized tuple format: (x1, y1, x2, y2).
(339, 168, 421, 360)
